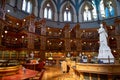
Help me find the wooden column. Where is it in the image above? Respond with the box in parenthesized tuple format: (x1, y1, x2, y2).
(98, 74, 100, 80)
(108, 75, 112, 80)
(89, 73, 92, 80)
(1, 0, 6, 9)
(40, 36, 46, 50)
(27, 33, 35, 49)
(80, 73, 84, 80)
(116, 36, 120, 49)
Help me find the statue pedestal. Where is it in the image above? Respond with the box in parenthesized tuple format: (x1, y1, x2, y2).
(98, 45, 114, 63)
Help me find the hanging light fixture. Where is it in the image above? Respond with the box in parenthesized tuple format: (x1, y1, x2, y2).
(66, 0, 70, 10)
(47, 0, 50, 5)
(4, 30, 8, 34)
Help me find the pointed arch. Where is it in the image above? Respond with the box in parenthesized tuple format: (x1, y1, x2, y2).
(60, 1, 76, 22)
(63, 7, 72, 22)
(21, 0, 32, 13)
(78, 1, 86, 22)
(42, 2, 53, 20)
(105, 1, 115, 18)
(27, 1, 32, 13)
(33, 0, 38, 17)
(79, 1, 93, 22)
(40, 0, 57, 21)
(99, 0, 105, 19)
(22, 0, 26, 11)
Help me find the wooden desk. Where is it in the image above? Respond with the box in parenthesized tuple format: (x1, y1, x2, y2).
(23, 63, 39, 70)
(0, 65, 20, 76)
(73, 63, 120, 80)
(76, 63, 120, 75)
(1, 69, 38, 80)
(46, 58, 65, 66)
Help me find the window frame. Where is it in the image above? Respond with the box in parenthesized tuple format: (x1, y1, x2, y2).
(22, 0, 32, 13)
(43, 3, 53, 20)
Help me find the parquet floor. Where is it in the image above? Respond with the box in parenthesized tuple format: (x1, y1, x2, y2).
(41, 65, 78, 80)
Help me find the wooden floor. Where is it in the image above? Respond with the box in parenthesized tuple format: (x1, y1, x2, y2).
(40, 65, 78, 80)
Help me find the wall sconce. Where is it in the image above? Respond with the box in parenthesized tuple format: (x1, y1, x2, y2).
(15, 38, 17, 40)
(22, 36, 24, 38)
(16, 23, 19, 25)
(110, 26, 113, 29)
(66, 0, 71, 10)
(1, 35, 4, 38)
(4, 30, 8, 34)
(23, 19, 26, 22)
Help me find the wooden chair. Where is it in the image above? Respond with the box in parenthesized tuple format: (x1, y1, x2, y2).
(31, 69, 45, 80)
(39, 69, 45, 80)
(36, 61, 45, 71)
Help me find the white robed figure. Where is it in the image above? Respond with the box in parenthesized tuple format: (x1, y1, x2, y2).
(30, 52, 34, 59)
(98, 23, 114, 63)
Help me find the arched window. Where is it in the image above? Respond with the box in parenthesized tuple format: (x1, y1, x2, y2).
(64, 7, 72, 21)
(44, 8, 47, 18)
(105, 1, 115, 18)
(27, 1, 32, 13)
(64, 12, 67, 21)
(22, 0, 26, 11)
(22, 0, 32, 13)
(43, 3, 52, 19)
(48, 9, 52, 19)
(68, 11, 71, 21)
(100, 0, 105, 18)
(83, 6, 92, 21)
(92, 1, 97, 20)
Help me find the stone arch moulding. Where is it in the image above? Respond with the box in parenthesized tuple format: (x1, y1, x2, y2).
(79, 1, 93, 22)
(59, 1, 77, 22)
(33, 0, 38, 17)
(40, 0, 57, 21)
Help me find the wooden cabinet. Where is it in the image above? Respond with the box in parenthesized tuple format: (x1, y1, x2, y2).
(81, 29, 99, 52)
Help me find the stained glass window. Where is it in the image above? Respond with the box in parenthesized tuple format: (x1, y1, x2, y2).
(83, 6, 92, 21)
(105, 1, 114, 18)
(22, 0, 32, 13)
(64, 7, 72, 21)
(44, 3, 52, 19)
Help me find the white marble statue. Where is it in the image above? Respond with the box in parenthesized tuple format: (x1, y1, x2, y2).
(30, 52, 34, 59)
(98, 23, 114, 63)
